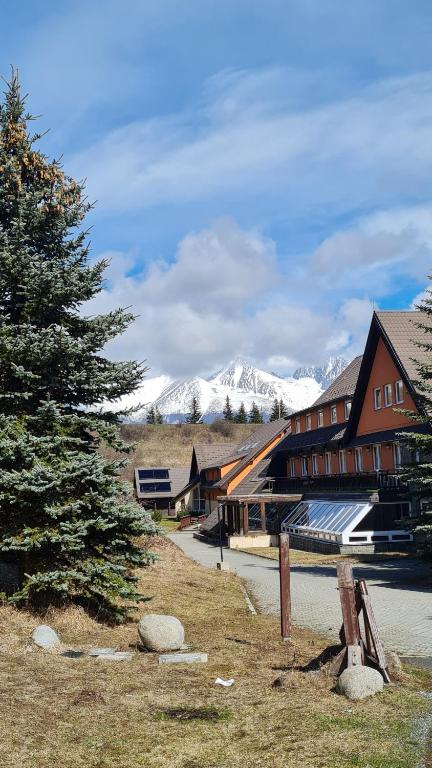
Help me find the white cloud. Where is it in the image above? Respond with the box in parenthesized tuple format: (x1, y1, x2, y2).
(70, 70, 432, 217)
(85, 219, 384, 378)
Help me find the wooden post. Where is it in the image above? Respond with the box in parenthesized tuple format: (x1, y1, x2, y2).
(279, 533, 291, 640)
(337, 561, 360, 646)
(260, 502, 266, 532)
(243, 503, 249, 536)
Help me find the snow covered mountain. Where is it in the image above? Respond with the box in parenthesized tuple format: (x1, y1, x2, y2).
(114, 356, 349, 423)
(293, 356, 349, 391)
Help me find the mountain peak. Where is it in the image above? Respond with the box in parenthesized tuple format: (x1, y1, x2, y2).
(293, 356, 349, 390)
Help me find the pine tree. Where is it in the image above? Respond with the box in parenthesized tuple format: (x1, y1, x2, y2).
(235, 402, 247, 424)
(397, 285, 432, 554)
(0, 72, 156, 620)
(155, 407, 164, 425)
(269, 398, 279, 421)
(249, 401, 263, 423)
(185, 396, 202, 424)
(270, 398, 289, 421)
(146, 405, 156, 424)
(223, 395, 234, 421)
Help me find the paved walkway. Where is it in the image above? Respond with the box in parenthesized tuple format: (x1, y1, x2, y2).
(169, 532, 432, 657)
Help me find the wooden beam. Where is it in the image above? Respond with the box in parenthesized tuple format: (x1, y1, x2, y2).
(260, 502, 266, 532)
(279, 533, 291, 640)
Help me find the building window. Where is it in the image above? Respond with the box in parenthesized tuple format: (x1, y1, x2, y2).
(324, 452, 332, 474)
(330, 404, 337, 424)
(140, 482, 171, 493)
(290, 459, 296, 478)
(383, 383, 392, 407)
(301, 457, 308, 477)
(395, 380, 404, 404)
(345, 400, 352, 420)
(312, 454, 318, 475)
(306, 413, 312, 431)
(339, 450, 346, 474)
(295, 418, 301, 434)
(373, 444, 381, 471)
(394, 443, 402, 469)
(317, 409, 323, 428)
(354, 447, 363, 472)
(373, 387, 382, 410)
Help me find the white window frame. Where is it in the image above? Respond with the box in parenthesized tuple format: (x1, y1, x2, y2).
(373, 387, 382, 410)
(330, 404, 337, 424)
(317, 409, 323, 428)
(295, 418, 301, 434)
(354, 446, 363, 472)
(373, 444, 381, 471)
(324, 452, 332, 475)
(339, 449, 346, 474)
(301, 457, 308, 477)
(312, 454, 318, 476)
(393, 443, 402, 469)
(306, 413, 312, 431)
(345, 400, 352, 420)
(384, 383, 392, 407)
(395, 380, 404, 404)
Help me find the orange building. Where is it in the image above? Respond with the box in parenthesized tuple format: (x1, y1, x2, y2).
(218, 311, 431, 553)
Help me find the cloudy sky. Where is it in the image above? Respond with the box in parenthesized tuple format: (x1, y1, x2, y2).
(2, 1, 431, 377)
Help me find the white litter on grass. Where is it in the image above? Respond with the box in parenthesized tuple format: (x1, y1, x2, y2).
(215, 677, 235, 687)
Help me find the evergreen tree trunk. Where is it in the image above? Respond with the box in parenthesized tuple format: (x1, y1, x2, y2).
(0, 72, 156, 620)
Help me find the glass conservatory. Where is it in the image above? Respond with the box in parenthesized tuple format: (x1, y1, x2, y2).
(280, 499, 412, 546)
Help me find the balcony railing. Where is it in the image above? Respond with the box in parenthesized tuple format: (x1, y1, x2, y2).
(272, 470, 406, 495)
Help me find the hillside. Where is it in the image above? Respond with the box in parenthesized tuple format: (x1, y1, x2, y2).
(117, 422, 257, 483)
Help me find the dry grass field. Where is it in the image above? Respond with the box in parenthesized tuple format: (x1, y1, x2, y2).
(116, 422, 256, 483)
(0, 536, 430, 768)
(238, 547, 411, 566)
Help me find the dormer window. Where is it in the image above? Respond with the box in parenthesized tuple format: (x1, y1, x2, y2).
(373, 387, 382, 410)
(345, 400, 352, 420)
(395, 380, 404, 404)
(306, 413, 312, 431)
(330, 404, 337, 424)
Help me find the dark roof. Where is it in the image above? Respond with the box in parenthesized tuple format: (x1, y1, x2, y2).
(274, 423, 346, 452)
(193, 443, 239, 474)
(230, 455, 273, 496)
(348, 423, 432, 447)
(215, 417, 291, 489)
(375, 310, 431, 385)
(134, 466, 190, 500)
(312, 356, 363, 408)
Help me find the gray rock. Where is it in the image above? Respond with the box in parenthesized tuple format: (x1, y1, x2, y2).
(337, 666, 384, 701)
(95, 652, 133, 661)
(385, 650, 402, 671)
(158, 652, 208, 665)
(32, 624, 61, 650)
(88, 647, 117, 656)
(138, 614, 185, 652)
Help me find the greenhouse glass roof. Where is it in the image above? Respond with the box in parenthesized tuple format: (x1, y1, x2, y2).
(281, 500, 372, 535)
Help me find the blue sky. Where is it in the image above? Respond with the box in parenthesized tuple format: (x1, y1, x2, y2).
(1, 1, 431, 377)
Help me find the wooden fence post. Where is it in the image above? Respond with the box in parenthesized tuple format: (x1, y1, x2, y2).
(279, 533, 291, 640)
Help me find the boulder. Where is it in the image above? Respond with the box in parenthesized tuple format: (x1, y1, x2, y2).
(138, 614, 184, 652)
(32, 624, 61, 651)
(337, 666, 384, 701)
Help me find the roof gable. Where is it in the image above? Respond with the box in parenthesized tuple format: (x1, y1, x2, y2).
(346, 311, 424, 439)
(312, 355, 362, 408)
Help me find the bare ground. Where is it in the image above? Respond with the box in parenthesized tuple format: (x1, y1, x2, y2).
(0, 536, 430, 768)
